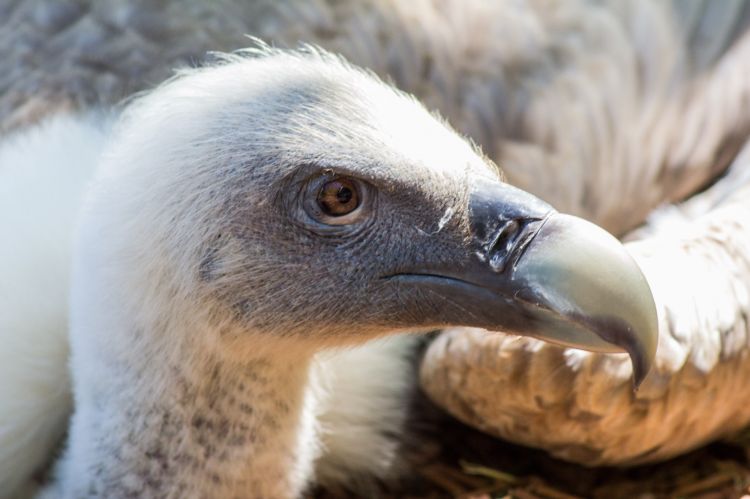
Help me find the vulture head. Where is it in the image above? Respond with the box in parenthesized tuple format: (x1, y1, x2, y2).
(53, 48, 657, 497)
(85, 48, 657, 361)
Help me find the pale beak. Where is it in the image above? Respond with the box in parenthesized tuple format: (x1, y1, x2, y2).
(387, 177, 658, 386)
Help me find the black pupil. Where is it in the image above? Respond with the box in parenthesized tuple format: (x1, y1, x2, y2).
(336, 187, 353, 204)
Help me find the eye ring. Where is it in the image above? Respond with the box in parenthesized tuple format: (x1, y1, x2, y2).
(304, 174, 370, 226)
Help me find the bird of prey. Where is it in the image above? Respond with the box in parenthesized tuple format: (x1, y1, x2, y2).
(1, 0, 749, 494)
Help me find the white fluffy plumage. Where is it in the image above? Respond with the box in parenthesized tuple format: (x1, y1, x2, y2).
(0, 113, 109, 497)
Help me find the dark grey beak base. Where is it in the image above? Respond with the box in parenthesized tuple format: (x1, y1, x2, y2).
(389, 176, 659, 387)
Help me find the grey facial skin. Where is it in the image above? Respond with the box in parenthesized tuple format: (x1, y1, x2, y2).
(174, 61, 657, 387)
(384, 176, 658, 387)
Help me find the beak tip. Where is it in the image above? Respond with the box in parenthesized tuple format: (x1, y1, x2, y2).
(630, 344, 652, 389)
(515, 213, 659, 387)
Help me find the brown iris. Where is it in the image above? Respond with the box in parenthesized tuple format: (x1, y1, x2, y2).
(316, 178, 360, 216)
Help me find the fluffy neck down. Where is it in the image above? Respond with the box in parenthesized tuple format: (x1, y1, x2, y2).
(51, 312, 322, 497)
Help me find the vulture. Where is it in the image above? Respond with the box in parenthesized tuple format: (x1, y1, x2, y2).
(2, 47, 655, 497)
(1, 0, 750, 494)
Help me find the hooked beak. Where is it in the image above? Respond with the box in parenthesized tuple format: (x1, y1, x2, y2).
(389, 177, 658, 386)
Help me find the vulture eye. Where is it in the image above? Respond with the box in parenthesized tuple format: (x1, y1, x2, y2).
(302, 174, 370, 228)
(316, 178, 360, 217)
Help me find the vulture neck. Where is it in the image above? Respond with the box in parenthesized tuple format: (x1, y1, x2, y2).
(61, 308, 323, 498)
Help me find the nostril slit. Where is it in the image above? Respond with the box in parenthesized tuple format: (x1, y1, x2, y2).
(488, 220, 522, 272)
